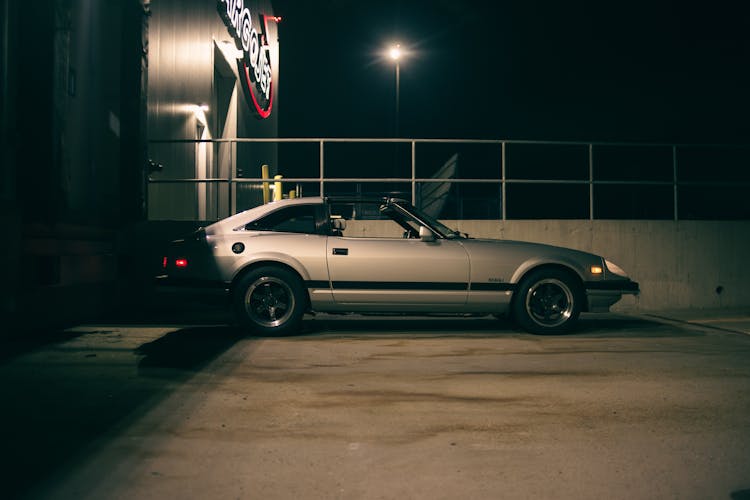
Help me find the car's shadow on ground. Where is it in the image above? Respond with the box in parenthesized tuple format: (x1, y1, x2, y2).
(288, 313, 695, 339)
(116, 292, 694, 340)
(298, 315, 513, 337)
(136, 325, 245, 374)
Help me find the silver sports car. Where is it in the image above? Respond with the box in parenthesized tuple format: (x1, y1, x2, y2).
(157, 197, 639, 335)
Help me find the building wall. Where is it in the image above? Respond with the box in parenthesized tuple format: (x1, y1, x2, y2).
(63, 0, 125, 224)
(2, 0, 147, 333)
(147, 0, 279, 220)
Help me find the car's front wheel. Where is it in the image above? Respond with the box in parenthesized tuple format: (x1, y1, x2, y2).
(512, 268, 583, 334)
(233, 266, 306, 336)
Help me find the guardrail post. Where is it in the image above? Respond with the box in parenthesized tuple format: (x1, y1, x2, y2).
(501, 141, 506, 221)
(319, 140, 325, 197)
(229, 140, 235, 215)
(589, 143, 594, 220)
(673, 145, 678, 221)
(411, 140, 416, 204)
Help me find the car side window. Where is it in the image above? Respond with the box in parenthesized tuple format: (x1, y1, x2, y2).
(244, 205, 318, 234)
(329, 201, 421, 238)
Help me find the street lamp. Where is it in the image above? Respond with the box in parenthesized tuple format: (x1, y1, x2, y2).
(388, 44, 402, 137)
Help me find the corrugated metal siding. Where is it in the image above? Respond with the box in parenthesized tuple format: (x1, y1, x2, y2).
(147, 0, 279, 219)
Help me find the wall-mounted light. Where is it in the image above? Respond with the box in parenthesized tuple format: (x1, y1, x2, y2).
(192, 104, 209, 127)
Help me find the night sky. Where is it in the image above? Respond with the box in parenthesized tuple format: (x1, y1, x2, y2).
(272, 0, 750, 144)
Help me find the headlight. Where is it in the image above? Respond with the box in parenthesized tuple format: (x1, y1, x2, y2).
(605, 259, 628, 278)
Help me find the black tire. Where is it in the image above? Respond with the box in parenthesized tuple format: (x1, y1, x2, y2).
(233, 266, 306, 336)
(512, 268, 583, 335)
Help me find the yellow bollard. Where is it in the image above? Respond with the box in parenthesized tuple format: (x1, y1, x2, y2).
(288, 190, 296, 199)
(261, 164, 270, 204)
(273, 175, 283, 201)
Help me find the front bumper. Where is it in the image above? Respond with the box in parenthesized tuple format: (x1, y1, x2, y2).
(584, 279, 640, 312)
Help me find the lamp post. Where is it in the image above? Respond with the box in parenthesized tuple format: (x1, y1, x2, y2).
(389, 44, 402, 137)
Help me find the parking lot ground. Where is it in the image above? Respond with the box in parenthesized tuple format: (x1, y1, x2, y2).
(2, 312, 750, 500)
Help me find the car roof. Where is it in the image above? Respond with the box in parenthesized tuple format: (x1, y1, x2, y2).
(325, 196, 409, 204)
(205, 196, 413, 234)
(203, 197, 322, 233)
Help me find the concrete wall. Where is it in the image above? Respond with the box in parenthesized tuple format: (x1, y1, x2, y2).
(447, 220, 750, 312)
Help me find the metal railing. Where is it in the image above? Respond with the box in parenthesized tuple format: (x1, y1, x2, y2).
(147, 138, 750, 221)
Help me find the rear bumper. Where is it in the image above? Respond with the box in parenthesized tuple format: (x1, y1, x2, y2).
(154, 275, 231, 302)
(155, 274, 230, 290)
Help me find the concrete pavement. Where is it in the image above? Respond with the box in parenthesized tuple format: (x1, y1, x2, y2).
(0, 311, 749, 500)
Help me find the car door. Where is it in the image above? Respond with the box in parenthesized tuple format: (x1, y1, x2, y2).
(326, 235, 470, 308)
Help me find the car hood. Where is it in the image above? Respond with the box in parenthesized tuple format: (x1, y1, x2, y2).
(462, 237, 597, 255)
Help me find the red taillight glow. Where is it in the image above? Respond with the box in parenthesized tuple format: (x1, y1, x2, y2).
(162, 256, 168, 269)
(175, 259, 188, 268)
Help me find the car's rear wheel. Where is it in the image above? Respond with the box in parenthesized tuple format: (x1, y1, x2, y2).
(512, 268, 583, 334)
(233, 266, 306, 336)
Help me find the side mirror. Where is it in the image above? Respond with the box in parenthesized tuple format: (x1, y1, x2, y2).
(419, 226, 436, 242)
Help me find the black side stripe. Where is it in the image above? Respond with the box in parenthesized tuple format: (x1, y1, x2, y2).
(306, 280, 330, 288)
(333, 281, 467, 291)
(305, 281, 517, 292)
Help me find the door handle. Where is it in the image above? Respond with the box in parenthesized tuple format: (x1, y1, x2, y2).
(332, 248, 349, 255)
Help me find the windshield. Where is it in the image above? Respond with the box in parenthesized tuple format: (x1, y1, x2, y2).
(392, 200, 463, 239)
